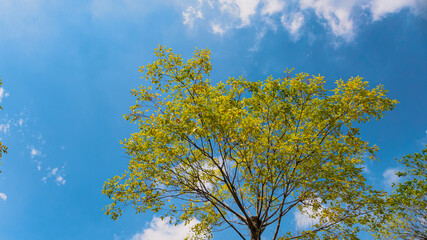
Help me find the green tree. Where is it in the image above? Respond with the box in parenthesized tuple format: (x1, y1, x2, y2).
(381, 147, 427, 239)
(103, 46, 398, 240)
(0, 78, 7, 173)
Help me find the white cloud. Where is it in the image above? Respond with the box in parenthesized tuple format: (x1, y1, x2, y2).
(131, 217, 200, 240)
(18, 118, 24, 127)
(281, 11, 305, 39)
(42, 165, 66, 185)
(294, 204, 321, 229)
(299, 0, 358, 40)
(383, 168, 400, 187)
(370, 0, 425, 20)
(0, 192, 7, 201)
(261, 0, 286, 15)
(0, 87, 9, 103)
(218, 0, 261, 26)
(182, 0, 426, 44)
(35, 160, 42, 171)
(183, 6, 203, 27)
(211, 22, 226, 35)
(30, 147, 41, 158)
(56, 175, 66, 185)
(0, 123, 10, 134)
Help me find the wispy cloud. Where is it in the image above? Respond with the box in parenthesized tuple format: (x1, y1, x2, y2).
(294, 203, 321, 229)
(30, 146, 41, 158)
(0, 192, 7, 201)
(299, 0, 357, 41)
(43, 166, 66, 185)
(0, 123, 10, 134)
(416, 130, 427, 147)
(17, 118, 24, 127)
(261, 0, 286, 15)
(0, 116, 26, 136)
(0, 87, 9, 103)
(211, 22, 227, 35)
(369, 0, 426, 21)
(35, 160, 42, 171)
(56, 175, 66, 185)
(182, 0, 426, 43)
(383, 168, 400, 188)
(183, 5, 203, 27)
(281, 11, 304, 40)
(218, 0, 261, 27)
(131, 216, 200, 240)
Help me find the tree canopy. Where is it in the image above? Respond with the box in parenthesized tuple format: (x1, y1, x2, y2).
(103, 46, 398, 240)
(381, 147, 427, 239)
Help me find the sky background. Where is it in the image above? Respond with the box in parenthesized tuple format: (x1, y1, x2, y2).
(0, 0, 426, 239)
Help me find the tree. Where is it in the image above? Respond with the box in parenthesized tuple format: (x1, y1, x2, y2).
(103, 46, 398, 240)
(0, 78, 7, 173)
(380, 147, 427, 239)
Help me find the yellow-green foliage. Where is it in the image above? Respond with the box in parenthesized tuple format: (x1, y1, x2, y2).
(379, 147, 427, 240)
(103, 46, 398, 240)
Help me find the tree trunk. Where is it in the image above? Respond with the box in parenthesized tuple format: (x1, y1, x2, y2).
(250, 216, 261, 240)
(250, 231, 260, 240)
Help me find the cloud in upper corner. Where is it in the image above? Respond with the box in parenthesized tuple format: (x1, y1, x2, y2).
(370, 0, 427, 21)
(182, 0, 426, 42)
(0, 0, 58, 45)
(131, 216, 200, 240)
(0, 192, 7, 201)
(383, 168, 400, 188)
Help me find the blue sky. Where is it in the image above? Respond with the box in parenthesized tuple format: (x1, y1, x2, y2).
(0, 0, 426, 239)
